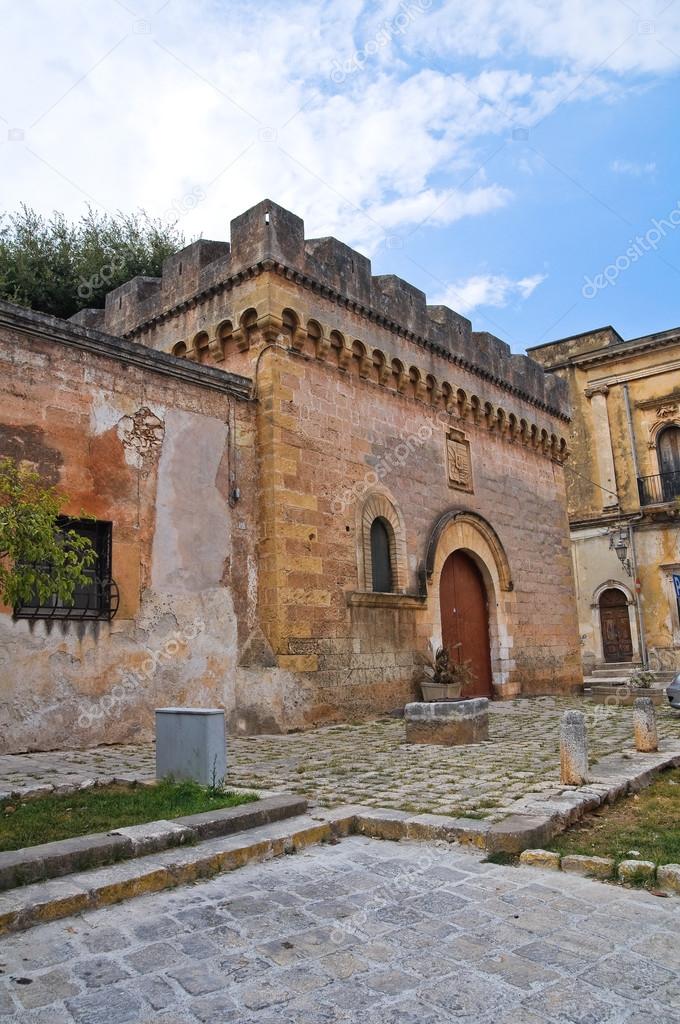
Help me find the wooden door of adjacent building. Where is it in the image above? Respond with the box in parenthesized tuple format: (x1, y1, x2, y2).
(599, 588, 634, 663)
(440, 550, 493, 698)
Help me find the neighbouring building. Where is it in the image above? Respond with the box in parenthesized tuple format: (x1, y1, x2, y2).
(0, 199, 581, 754)
(531, 324, 680, 675)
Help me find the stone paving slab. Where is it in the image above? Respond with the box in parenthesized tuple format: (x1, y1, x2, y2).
(0, 835, 679, 1022)
(2, 697, 679, 822)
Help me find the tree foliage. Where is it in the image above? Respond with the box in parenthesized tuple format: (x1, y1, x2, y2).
(0, 206, 184, 320)
(0, 458, 96, 609)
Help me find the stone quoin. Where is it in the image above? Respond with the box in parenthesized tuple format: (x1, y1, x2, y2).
(0, 199, 582, 753)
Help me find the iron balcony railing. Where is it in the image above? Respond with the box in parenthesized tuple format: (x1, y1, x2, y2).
(637, 471, 680, 506)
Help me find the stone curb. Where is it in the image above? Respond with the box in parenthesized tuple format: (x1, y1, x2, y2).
(0, 813, 331, 936)
(485, 743, 680, 853)
(1, 744, 678, 933)
(0, 804, 486, 935)
(311, 743, 680, 855)
(519, 849, 680, 893)
(0, 777, 271, 804)
(2, 740, 675, 883)
(0, 794, 306, 891)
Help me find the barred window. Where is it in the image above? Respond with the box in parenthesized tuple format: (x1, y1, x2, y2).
(14, 518, 118, 621)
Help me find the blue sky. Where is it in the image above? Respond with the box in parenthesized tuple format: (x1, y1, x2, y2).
(1, 0, 679, 351)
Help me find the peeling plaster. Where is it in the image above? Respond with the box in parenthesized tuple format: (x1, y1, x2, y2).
(151, 409, 231, 593)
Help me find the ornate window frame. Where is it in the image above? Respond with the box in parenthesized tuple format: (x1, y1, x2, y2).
(356, 489, 408, 593)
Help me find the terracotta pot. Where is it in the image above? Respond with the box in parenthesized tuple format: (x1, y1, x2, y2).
(420, 681, 463, 703)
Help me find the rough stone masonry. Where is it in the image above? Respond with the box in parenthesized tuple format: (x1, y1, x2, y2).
(0, 199, 581, 753)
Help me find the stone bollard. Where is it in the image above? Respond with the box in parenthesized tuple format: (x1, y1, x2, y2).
(633, 696, 658, 752)
(560, 710, 589, 785)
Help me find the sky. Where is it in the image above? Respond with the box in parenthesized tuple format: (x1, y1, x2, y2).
(1, 0, 679, 353)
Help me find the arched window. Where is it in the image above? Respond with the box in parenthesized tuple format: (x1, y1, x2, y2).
(370, 517, 393, 593)
(358, 489, 407, 593)
(658, 426, 680, 500)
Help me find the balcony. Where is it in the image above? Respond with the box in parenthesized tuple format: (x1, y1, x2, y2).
(637, 471, 680, 506)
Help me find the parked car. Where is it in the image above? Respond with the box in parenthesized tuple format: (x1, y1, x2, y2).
(667, 674, 680, 709)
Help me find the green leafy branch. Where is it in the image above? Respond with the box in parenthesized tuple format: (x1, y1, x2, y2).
(0, 457, 96, 609)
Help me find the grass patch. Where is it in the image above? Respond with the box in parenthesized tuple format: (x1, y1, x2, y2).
(0, 779, 258, 851)
(484, 851, 518, 866)
(550, 768, 680, 866)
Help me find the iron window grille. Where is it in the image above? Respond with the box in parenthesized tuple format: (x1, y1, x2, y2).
(14, 517, 119, 622)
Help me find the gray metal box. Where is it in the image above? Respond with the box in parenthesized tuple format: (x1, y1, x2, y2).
(155, 708, 227, 787)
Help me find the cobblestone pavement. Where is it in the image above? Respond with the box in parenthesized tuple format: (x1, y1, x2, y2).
(1, 836, 679, 1023)
(2, 697, 679, 821)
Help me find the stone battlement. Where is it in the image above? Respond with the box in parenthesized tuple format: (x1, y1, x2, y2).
(92, 199, 569, 418)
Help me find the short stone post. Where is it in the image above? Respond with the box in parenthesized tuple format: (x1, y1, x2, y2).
(560, 710, 589, 785)
(633, 696, 658, 752)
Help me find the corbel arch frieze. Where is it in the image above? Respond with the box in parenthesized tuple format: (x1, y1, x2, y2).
(178, 301, 570, 460)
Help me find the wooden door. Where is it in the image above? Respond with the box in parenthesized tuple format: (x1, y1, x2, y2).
(440, 550, 493, 698)
(658, 427, 680, 500)
(599, 588, 634, 663)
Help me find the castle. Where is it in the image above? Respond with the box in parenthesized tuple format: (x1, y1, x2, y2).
(0, 199, 581, 753)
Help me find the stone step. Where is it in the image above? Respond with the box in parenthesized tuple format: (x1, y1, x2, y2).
(585, 685, 668, 706)
(589, 668, 637, 678)
(4, 740, 680, 936)
(0, 813, 334, 937)
(0, 794, 307, 892)
(584, 676, 630, 687)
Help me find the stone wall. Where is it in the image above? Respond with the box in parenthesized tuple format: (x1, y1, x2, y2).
(0, 198, 584, 751)
(0, 303, 259, 753)
(251, 339, 581, 721)
(531, 324, 680, 672)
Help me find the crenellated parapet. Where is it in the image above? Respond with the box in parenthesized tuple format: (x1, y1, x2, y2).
(89, 198, 570, 421)
(168, 305, 570, 462)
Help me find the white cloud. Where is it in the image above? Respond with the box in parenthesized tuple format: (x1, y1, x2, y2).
(435, 273, 547, 313)
(406, 0, 680, 75)
(610, 159, 657, 176)
(0, 0, 676, 266)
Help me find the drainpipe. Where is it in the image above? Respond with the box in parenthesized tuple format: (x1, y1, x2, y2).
(623, 383, 648, 666)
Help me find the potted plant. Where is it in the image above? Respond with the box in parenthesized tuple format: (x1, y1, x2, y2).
(418, 645, 476, 702)
(628, 668, 655, 689)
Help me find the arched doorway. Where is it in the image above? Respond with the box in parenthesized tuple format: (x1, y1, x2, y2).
(599, 588, 633, 663)
(440, 550, 493, 697)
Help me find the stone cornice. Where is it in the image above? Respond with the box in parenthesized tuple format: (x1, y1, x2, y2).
(121, 259, 569, 423)
(0, 300, 253, 401)
(538, 328, 680, 373)
(637, 389, 680, 410)
(346, 591, 426, 608)
(589, 356, 680, 392)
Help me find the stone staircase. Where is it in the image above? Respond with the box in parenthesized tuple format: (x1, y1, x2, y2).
(584, 663, 674, 705)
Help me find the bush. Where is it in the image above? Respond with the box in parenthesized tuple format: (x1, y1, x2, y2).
(0, 205, 183, 320)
